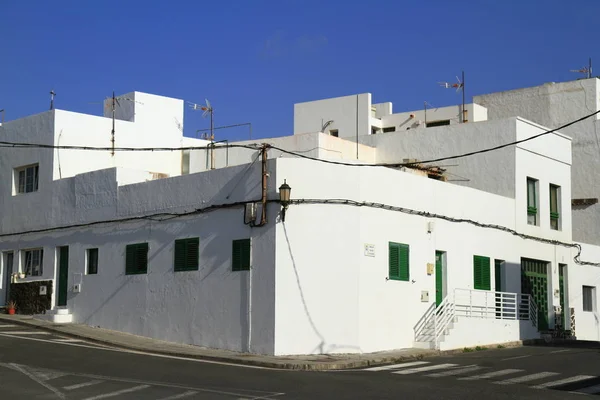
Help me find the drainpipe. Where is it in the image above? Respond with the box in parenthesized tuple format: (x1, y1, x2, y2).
(252, 144, 270, 228)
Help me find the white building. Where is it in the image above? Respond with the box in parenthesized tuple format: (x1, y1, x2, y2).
(0, 88, 597, 357)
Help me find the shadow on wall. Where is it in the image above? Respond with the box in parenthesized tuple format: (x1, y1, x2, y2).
(282, 222, 363, 354)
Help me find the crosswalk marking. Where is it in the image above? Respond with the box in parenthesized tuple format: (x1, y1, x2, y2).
(576, 384, 600, 394)
(64, 380, 104, 390)
(0, 324, 18, 328)
(81, 384, 150, 400)
(54, 338, 84, 343)
(0, 331, 50, 335)
(496, 372, 559, 385)
(157, 391, 198, 400)
(364, 361, 429, 371)
(458, 369, 523, 381)
(427, 365, 483, 377)
(393, 363, 458, 375)
(532, 375, 595, 389)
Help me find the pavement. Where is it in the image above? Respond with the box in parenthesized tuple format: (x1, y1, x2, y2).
(0, 327, 598, 399)
(0, 313, 542, 371)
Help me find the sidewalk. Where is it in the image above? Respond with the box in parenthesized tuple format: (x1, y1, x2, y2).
(0, 314, 524, 371)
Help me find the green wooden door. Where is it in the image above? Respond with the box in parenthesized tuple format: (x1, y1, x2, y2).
(58, 246, 69, 307)
(558, 265, 566, 329)
(435, 251, 443, 306)
(521, 258, 549, 330)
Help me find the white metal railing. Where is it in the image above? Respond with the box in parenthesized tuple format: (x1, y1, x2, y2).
(414, 288, 538, 349)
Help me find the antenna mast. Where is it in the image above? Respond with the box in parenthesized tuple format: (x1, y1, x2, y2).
(570, 58, 593, 79)
(189, 99, 215, 169)
(438, 72, 466, 122)
(50, 90, 56, 110)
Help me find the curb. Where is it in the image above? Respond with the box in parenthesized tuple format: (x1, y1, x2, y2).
(0, 316, 539, 371)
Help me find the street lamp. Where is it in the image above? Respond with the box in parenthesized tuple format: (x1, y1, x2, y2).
(279, 180, 291, 222)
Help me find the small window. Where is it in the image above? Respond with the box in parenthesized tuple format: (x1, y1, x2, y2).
(232, 239, 251, 271)
(388, 242, 409, 281)
(23, 248, 43, 276)
(527, 178, 538, 226)
(15, 164, 39, 194)
(494, 259, 504, 292)
(182, 150, 190, 175)
(125, 243, 149, 275)
(371, 126, 380, 135)
(382, 127, 396, 133)
(473, 255, 491, 290)
(329, 129, 338, 137)
(583, 286, 595, 312)
(174, 238, 199, 272)
(426, 120, 450, 127)
(550, 184, 560, 230)
(87, 248, 98, 275)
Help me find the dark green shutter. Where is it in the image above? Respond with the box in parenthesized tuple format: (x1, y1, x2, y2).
(474, 255, 491, 290)
(126, 243, 148, 275)
(174, 239, 187, 271)
(174, 238, 199, 271)
(388, 243, 400, 279)
(232, 239, 251, 271)
(495, 260, 503, 292)
(389, 242, 409, 281)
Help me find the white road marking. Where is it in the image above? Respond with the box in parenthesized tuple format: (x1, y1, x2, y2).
(501, 355, 531, 361)
(532, 375, 595, 389)
(550, 349, 571, 354)
(0, 332, 274, 370)
(81, 384, 150, 400)
(64, 380, 104, 390)
(1, 330, 51, 335)
(8, 363, 66, 399)
(459, 369, 523, 380)
(157, 391, 198, 400)
(496, 371, 559, 385)
(0, 324, 18, 328)
(364, 361, 429, 371)
(575, 384, 600, 394)
(393, 363, 458, 375)
(53, 338, 84, 343)
(427, 365, 483, 377)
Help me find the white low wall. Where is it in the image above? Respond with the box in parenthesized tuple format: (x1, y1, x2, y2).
(439, 317, 539, 351)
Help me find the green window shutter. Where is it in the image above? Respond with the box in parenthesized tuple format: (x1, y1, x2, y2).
(175, 238, 199, 271)
(232, 239, 251, 271)
(399, 244, 410, 281)
(126, 243, 148, 275)
(388, 243, 400, 279)
(174, 239, 187, 271)
(474, 255, 491, 290)
(186, 237, 199, 270)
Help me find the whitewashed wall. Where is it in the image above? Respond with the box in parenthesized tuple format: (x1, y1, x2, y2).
(569, 243, 600, 341)
(273, 157, 575, 355)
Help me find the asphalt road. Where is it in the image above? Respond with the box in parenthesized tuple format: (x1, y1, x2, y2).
(0, 327, 599, 400)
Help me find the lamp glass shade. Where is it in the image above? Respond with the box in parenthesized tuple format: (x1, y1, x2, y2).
(279, 180, 291, 203)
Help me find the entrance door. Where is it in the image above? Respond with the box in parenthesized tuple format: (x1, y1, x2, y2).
(435, 251, 444, 306)
(1, 252, 13, 306)
(57, 246, 69, 307)
(495, 260, 504, 318)
(558, 264, 568, 330)
(521, 258, 549, 330)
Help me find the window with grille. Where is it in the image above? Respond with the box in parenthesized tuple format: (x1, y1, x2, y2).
(125, 243, 149, 275)
(388, 242, 409, 281)
(583, 286, 595, 312)
(550, 184, 560, 230)
(174, 238, 199, 272)
(23, 248, 43, 276)
(15, 164, 39, 194)
(527, 177, 538, 225)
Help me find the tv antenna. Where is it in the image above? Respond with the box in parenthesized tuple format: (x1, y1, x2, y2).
(438, 71, 467, 123)
(570, 58, 593, 79)
(189, 99, 216, 169)
(105, 91, 144, 156)
(50, 90, 56, 110)
(0, 109, 4, 124)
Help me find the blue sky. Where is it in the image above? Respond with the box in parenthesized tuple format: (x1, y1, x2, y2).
(1, 0, 599, 141)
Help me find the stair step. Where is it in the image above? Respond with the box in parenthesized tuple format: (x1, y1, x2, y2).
(55, 308, 70, 315)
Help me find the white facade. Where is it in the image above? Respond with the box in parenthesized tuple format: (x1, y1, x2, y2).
(1, 88, 599, 357)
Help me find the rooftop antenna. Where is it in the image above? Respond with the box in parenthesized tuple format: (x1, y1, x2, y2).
(438, 71, 466, 123)
(570, 58, 593, 79)
(0, 109, 4, 124)
(105, 91, 143, 156)
(189, 99, 215, 169)
(49, 90, 56, 110)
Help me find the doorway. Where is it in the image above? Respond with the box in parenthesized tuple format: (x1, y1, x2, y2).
(521, 258, 549, 330)
(1, 252, 14, 306)
(435, 251, 446, 306)
(57, 246, 69, 307)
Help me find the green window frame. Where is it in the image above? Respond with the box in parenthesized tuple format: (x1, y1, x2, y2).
(174, 238, 199, 272)
(232, 239, 251, 271)
(388, 242, 409, 281)
(527, 178, 538, 225)
(473, 255, 491, 290)
(125, 243, 149, 275)
(550, 184, 560, 230)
